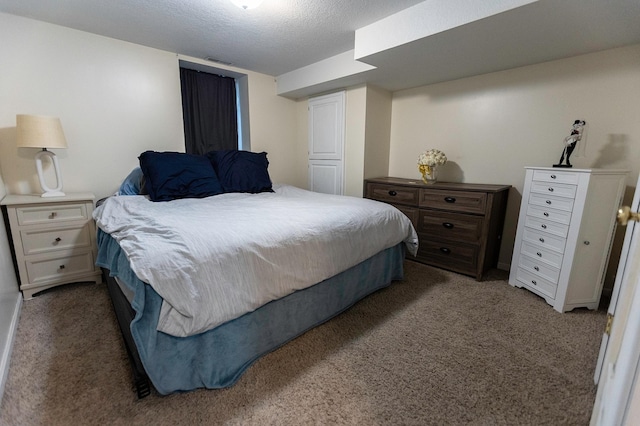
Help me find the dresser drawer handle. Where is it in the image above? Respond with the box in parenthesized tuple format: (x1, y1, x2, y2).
(439, 247, 451, 254)
(531, 280, 537, 285)
(388, 190, 397, 196)
(550, 175, 557, 179)
(543, 212, 549, 217)
(54, 237, 62, 244)
(534, 266, 540, 271)
(442, 222, 454, 229)
(444, 197, 456, 203)
(541, 224, 547, 229)
(548, 187, 554, 192)
(536, 252, 542, 257)
(539, 238, 545, 243)
(546, 200, 552, 205)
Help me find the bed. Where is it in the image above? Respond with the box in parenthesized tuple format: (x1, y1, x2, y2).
(94, 150, 418, 397)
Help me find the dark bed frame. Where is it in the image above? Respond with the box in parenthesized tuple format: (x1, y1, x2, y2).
(103, 268, 152, 398)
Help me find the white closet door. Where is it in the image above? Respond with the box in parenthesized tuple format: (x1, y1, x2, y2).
(308, 91, 345, 195)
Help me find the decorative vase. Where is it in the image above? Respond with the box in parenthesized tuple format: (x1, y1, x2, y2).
(421, 165, 438, 184)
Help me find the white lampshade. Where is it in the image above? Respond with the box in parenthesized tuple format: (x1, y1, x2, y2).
(16, 115, 68, 149)
(16, 114, 68, 197)
(230, 0, 263, 10)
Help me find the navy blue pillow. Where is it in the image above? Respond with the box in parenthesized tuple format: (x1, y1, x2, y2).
(139, 151, 224, 202)
(207, 150, 273, 193)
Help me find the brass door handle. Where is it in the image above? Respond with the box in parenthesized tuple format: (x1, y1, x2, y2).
(617, 206, 640, 226)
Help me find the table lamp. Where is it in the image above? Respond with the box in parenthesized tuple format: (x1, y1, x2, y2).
(16, 114, 68, 197)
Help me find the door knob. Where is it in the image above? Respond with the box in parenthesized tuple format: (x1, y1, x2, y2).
(617, 206, 640, 226)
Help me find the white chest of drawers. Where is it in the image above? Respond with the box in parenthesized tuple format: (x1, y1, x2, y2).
(1, 193, 102, 299)
(509, 167, 627, 313)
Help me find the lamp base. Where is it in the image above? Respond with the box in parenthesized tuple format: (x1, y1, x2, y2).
(34, 149, 65, 197)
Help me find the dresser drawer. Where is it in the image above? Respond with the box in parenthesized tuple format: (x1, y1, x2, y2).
(416, 237, 478, 275)
(518, 253, 561, 284)
(366, 183, 419, 206)
(523, 228, 567, 253)
(520, 240, 564, 268)
(532, 169, 579, 185)
(25, 250, 95, 285)
(515, 267, 557, 299)
(418, 210, 483, 243)
(20, 224, 92, 256)
(524, 215, 569, 239)
(16, 203, 89, 226)
(526, 204, 572, 225)
(394, 205, 419, 229)
(419, 189, 487, 214)
(529, 193, 574, 213)
(530, 181, 577, 199)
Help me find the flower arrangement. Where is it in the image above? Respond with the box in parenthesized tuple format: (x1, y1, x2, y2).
(417, 149, 447, 183)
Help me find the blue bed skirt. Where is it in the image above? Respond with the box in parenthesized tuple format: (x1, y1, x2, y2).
(96, 231, 406, 395)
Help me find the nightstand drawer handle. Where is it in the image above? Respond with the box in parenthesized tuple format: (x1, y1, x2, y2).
(531, 280, 537, 285)
(550, 175, 557, 179)
(439, 247, 451, 254)
(541, 224, 547, 229)
(444, 197, 456, 203)
(49, 212, 58, 219)
(548, 187, 554, 192)
(54, 237, 62, 244)
(442, 222, 454, 229)
(536, 252, 542, 257)
(59, 265, 65, 270)
(388, 190, 397, 196)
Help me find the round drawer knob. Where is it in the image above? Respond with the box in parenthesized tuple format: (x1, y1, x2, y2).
(59, 265, 65, 270)
(546, 200, 552, 205)
(534, 266, 540, 271)
(388, 190, 397, 196)
(551, 175, 557, 179)
(55, 237, 62, 242)
(548, 188, 554, 192)
(539, 238, 545, 243)
(531, 280, 537, 285)
(541, 224, 547, 229)
(543, 212, 549, 217)
(536, 252, 542, 257)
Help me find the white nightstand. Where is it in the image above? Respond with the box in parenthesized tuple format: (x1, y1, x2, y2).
(1, 193, 102, 299)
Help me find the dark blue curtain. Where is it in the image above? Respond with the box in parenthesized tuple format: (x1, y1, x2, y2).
(180, 68, 238, 155)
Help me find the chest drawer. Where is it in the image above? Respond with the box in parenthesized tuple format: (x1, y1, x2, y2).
(524, 215, 569, 239)
(529, 193, 574, 213)
(366, 183, 419, 206)
(532, 170, 579, 185)
(419, 189, 487, 214)
(520, 240, 564, 269)
(515, 267, 557, 299)
(526, 204, 572, 225)
(517, 253, 561, 284)
(16, 203, 89, 226)
(523, 228, 567, 254)
(418, 210, 483, 243)
(20, 224, 92, 256)
(530, 181, 577, 199)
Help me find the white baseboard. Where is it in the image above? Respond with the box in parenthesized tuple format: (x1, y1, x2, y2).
(0, 294, 22, 404)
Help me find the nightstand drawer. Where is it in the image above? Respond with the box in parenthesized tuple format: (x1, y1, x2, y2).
(418, 210, 484, 243)
(419, 189, 487, 214)
(20, 224, 92, 255)
(366, 183, 419, 206)
(16, 203, 89, 226)
(25, 251, 95, 285)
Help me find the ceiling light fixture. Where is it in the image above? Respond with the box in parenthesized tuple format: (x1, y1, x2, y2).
(230, 0, 263, 10)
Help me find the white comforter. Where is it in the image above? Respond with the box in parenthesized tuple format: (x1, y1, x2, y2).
(94, 184, 418, 337)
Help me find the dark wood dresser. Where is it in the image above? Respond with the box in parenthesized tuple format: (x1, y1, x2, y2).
(364, 177, 510, 280)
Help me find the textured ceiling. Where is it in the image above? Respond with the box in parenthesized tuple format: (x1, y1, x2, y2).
(0, 0, 425, 76)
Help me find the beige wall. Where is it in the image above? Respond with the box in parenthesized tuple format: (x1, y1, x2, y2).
(0, 13, 304, 201)
(389, 44, 640, 286)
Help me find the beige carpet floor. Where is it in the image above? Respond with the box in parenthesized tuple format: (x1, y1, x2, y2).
(0, 261, 605, 425)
